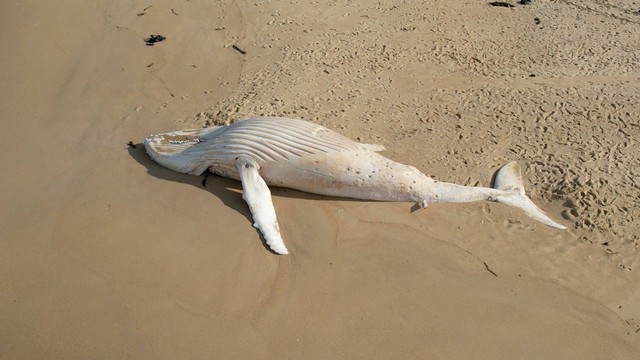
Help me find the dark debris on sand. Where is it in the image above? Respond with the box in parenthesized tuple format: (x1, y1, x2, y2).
(144, 35, 166, 46)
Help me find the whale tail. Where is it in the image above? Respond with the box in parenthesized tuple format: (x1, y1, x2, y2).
(492, 161, 566, 229)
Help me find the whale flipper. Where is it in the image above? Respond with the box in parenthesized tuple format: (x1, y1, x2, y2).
(236, 157, 289, 254)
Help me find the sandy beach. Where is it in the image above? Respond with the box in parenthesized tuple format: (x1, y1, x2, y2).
(1, 0, 639, 358)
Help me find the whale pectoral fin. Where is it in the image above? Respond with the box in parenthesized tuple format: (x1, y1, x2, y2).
(236, 157, 289, 254)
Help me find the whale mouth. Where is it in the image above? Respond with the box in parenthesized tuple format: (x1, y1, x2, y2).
(145, 129, 207, 155)
(144, 128, 219, 175)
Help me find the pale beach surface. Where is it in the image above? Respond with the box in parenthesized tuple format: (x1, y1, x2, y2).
(1, 1, 639, 358)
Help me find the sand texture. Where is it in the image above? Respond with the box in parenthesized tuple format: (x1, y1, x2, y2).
(1, 0, 639, 358)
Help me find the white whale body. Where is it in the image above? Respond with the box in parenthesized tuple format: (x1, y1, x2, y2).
(145, 117, 565, 254)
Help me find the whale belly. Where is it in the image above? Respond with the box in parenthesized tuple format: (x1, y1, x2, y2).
(259, 150, 433, 203)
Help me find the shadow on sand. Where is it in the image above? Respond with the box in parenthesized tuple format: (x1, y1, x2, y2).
(127, 142, 370, 253)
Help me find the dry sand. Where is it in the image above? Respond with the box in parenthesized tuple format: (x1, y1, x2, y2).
(1, 0, 639, 358)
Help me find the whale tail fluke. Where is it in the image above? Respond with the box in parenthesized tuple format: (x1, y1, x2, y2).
(492, 162, 566, 229)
